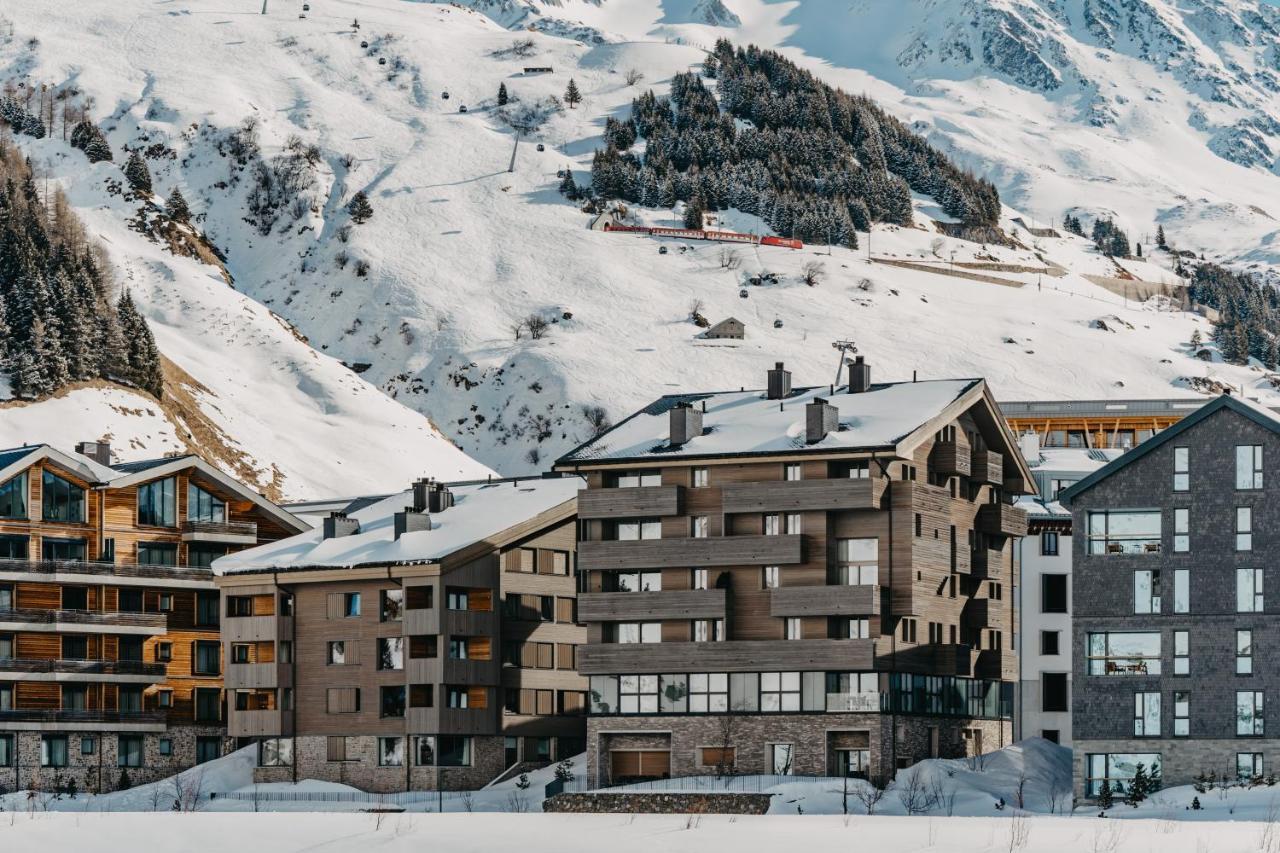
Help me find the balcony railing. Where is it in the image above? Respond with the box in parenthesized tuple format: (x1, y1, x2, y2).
(578, 486, 683, 519)
(970, 547, 1004, 578)
(0, 608, 168, 630)
(931, 440, 972, 477)
(975, 503, 1028, 538)
(0, 557, 213, 583)
(579, 589, 727, 621)
(0, 658, 166, 677)
(0, 709, 166, 724)
(182, 519, 258, 542)
(579, 535, 803, 571)
(971, 449, 1004, 485)
(720, 478, 885, 514)
(578, 638, 876, 675)
(769, 585, 880, 617)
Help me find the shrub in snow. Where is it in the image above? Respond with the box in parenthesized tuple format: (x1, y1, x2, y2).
(348, 191, 373, 224)
(515, 773, 531, 790)
(166, 187, 191, 222)
(554, 758, 575, 783)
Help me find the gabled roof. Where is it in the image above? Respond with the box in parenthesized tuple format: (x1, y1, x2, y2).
(0, 444, 117, 486)
(1058, 394, 1280, 505)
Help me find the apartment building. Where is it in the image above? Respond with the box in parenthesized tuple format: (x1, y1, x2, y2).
(554, 360, 1033, 785)
(1061, 394, 1280, 799)
(212, 475, 587, 792)
(0, 441, 305, 793)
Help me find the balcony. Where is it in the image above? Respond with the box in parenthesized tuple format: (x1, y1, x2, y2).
(223, 615, 291, 644)
(769, 585, 879, 618)
(406, 706, 497, 736)
(443, 657, 501, 685)
(970, 547, 1005, 579)
(578, 486, 683, 519)
(931, 440, 972, 477)
(229, 708, 291, 738)
(975, 503, 1028, 538)
(971, 449, 1004, 485)
(974, 649, 1005, 680)
(579, 589, 727, 622)
(961, 598, 994, 629)
(579, 535, 802, 571)
(225, 662, 289, 690)
(0, 709, 167, 731)
(720, 478, 885, 514)
(935, 643, 976, 677)
(0, 608, 168, 635)
(578, 638, 876, 675)
(444, 608, 498, 637)
(182, 519, 258, 545)
(0, 658, 167, 683)
(0, 557, 213, 587)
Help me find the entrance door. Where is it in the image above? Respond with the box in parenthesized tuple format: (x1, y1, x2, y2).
(835, 749, 869, 779)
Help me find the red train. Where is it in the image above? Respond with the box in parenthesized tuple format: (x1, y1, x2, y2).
(603, 222, 803, 249)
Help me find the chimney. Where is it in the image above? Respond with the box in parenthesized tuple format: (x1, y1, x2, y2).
(1018, 431, 1041, 465)
(806, 397, 839, 444)
(848, 356, 871, 393)
(427, 482, 454, 513)
(411, 478, 431, 512)
(394, 507, 433, 540)
(75, 441, 112, 466)
(669, 401, 703, 446)
(322, 511, 360, 540)
(766, 362, 792, 400)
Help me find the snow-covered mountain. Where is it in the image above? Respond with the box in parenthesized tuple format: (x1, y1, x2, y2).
(5, 0, 1280, 483)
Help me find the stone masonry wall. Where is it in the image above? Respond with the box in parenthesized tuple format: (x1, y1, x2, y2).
(544, 792, 772, 814)
(250, 735, 506, 792)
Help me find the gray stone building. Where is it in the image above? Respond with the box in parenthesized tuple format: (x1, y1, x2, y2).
(1061, 394, 1280, 799)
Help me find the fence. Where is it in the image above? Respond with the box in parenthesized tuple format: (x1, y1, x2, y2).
(209, 789, 477, 807)
(546, 773, 860, 798)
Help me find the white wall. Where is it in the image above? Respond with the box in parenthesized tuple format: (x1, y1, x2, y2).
(1017, 526, 1073, 746)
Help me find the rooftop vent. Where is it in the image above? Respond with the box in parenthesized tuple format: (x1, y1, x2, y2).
(75, 441, 112, 466)
(669, 401, 703, 447)
(766, 362, 792, 400)
(412, 478, 454, 513)
(322, 511, 360, 540)
(806, 397, 839, 444)
(848, 356, 871, 394)
(394, 508, 433, 540)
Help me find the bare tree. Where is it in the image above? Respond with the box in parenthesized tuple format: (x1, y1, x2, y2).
(851, 777, 887, 815)
(1006, 812, 1030, 853)
(1012, 772, 1028, 810)
(712, 706, 744, 778)
(896, 768, 939, 815)
(525, 314, 550, 339)
(928, 775, 957, 816)
(624, 68, 645, 86)
(1048, 776, 1071, 815)
(800, 260, 826, 287)
(718, 247, 742, 270)
(510, 320, 526, 341)
(581, 404, 611, 438)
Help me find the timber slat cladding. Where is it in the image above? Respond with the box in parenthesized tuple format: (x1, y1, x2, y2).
(578, 486, 683, 519)
(578, 590, 726, 621)
(720, 478, 885, 513)
(578, 534, 803, 570)
(769, 585, 879, 617)
(577, 638, 877, 674)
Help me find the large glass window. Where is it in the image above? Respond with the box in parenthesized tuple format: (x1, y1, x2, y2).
(1173, 508, 1189, 553)
(835, 539, 878, 585)
(380, 686, 406, 718)
(380, 589, 404, 622)
(688, 673, 728, 713)
(438, 735, 473, 767)
(1133, 570, 1161, 614)
(0, 734, 12, 767)
(614, 519, 660, 541)
(137, 477, 176, 527)
(1237, 691, 1264, 736)
(1087, 632, 1161, 675)
(1238, 630, 1254, 675)
(1084, 753, 1161, 797)
(1174, 691, 1189, 737)
(0, 536, 28, 560)
(0, 472, 27, 519)
(118, 735, 143, 767)
(760, 672, 801, 712)
(187, 544, 228, 568)
(259, 738, 293, 767)
(1238, 507, 1254, 552)
(1174, 630, 1189, 675)
(41, 735, 69, 768)
(619, 675, 659, 713)
(42, 538, 86, 561)
(1238, 753, 1264, 781)
(137, 542, 178, 566)
(615, 622, 660, 644)
(1134, 692, 1160, 737)
(41, 472, 84, 523)
(1173, 570, 1189, 614)
(1087, 510, 1161, 555)
(1237, 445, 1264, 490)
(1173, 447, 1189, 491)
(607, 471, 661, 488)
(194, 641, 221, 675)
(1237, 568, 1264, 613)
(614, 571, 661, 592)
(187, 483, 226, 523)
(377, 637, 404, 670)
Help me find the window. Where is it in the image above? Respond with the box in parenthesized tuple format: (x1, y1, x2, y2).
(1134, 692, 1160, 737)
(118, 735, 143, 767)
(1237, 568, 1264, 613)
(619, 675, 659, 713)
(380, 686, 406, 718)
(326, 687, 360, 713)
(158, 593, 173, 612)
(42, 538, 86, 561)
(328, 641, 347, 665)
(692, 619, 724, 642)
(1041, 631, 1060, 656)
(784, 617, 801, 640)
(1238, 630, 1254, 675)
(1237, 690, 1264, 736)
(156, 690, 173, 709)
(1133, 570, 1161, 614)
(1084, 753, 1161, 797)
(118, 589, 144, 613)
(1174, 631, 1189, 676)
(0, 633, 9, 659)
(763, 514, 781, 535)
(1086, 510, 1161, 555)
(615, 519, 661, 540)
(1040, 531, 1059, 556)
(62, 683, 87, 710)
(1237, 507, 1253, 552)
(692, 467, 709, 488)
(845, 462, 870, 479)
(194, 688, 221, 722)
(549, 551, 570, 576)
(762, 566, 779, 589)
(691, 569, 708, 590)
(1087, 632, 1161, 675)
(81, 737, 95, 755)
(1041, 575, 1067, 614)
(438, 735, 473, 767)
(195, 592, 219, 627)
(63, 587, 88, 610)
(193, 641, 220, 675)
(188, 483, 226, 523)
(156, 642, 172, 663)
(1048, 478, 1077, 499)
(231, 644, 250, 664)
(900, 618, 917, 643)
(343, 593, 360, 617)
(1173, 508, 1189, 553)
(1173, 691, 1190, 737)
(259, 738, 293, 767)
(784, 463, 802, 481)
(690, 516, 709, 538)
(835, 539, 878, 585)
(187, 544, 227, 568)
(700, 747, 736, 768)
(760, 671, 800, 712)
(0, 472, 27, 519)
(608, 471, 661, 488)
(615, 622, 660, 644)
(226, 596, 253, 618)
(784, 513, 802, 534)
(0, 535, 27, 559)
(770, 743, 795, 775)
(1173, 447, 1189, 491)
(137, 477, 177, 527)
(137, 542, 178, 566)
(380, 589, 404, 622)
(688, 673, 728, 712)
(41, 735, 68, 768)
(41, 472, 85, 523)
(1042, 673, 1068, 713)
(0, 734, 11, 767)
(1238, 753, 1264, 781)
(196, 737, 221, 765)
(614, 571, 660, 592)
(414, 736, 436, 766)
(1237, 445, 1264, 490)
(1173, 569, 1189, 614)
(378, 637, 404, 670)
(840, 618, 870, 639)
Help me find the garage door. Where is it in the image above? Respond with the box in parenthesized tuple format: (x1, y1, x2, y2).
(611, 750, 671, 782)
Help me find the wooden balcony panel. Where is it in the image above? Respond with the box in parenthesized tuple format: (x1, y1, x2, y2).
(222, 615, 290, 643)
(970, 548, 1005, 579)
(769, 585, 880, 617)
(579, 590, 727, 622)
(0, 658, 167, 683)
(228, 709, 291, 738)
(579, 535, 803, 571)
(720, 478, 885, 514)
(0, 608, 167, 635)
(225, 662, 283, 689)
(578, 486, 683, 519)
(182, 520, 258, 545)
(577, 638, 876, 675)
(931, 441, 972, 477)
(971, 449, 1004, 485)
(0, 709, 167, 732)
(0, 557, 213, 588)
(443, 658, 500, 685)
(404, 608, 440, 636)
(444, 609, 498, 637)
(976, 504, 1028, 538)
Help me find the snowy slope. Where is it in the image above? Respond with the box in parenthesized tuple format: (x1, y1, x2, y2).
(3, 0, 1278, 477)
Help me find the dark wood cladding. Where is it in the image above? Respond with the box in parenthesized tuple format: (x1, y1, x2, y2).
(577, 638, 876, 674)
(578, 534, 803, 571)
(971, 449, 1004, 484)
(579, 590, 727, 621)
(976, 503, 1029, 537)
(577, 486, 683, 519)
(970, 547, 1004, 578)
(720, 477, 886, 513)
(769, 585, 879, 617)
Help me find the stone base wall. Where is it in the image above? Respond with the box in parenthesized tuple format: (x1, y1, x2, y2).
(0, 728, 228, 795)
(1073, 738, 1280, 801)
(586, 714, 1011, 786)
(250, 735, 507, 792)
(544, 792, 772, 814)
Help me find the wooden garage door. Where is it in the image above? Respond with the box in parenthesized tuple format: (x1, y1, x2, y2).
(611, 750, 670, 781)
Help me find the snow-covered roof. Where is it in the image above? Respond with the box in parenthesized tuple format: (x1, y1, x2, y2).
(1017, 446, 1124, 521)
(0, 443, 120, 485)
(213, 476, 584, 574)
(558, 379, 982, 464)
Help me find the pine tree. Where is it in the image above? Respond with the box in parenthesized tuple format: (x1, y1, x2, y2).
(497, 83, 509, 107)
(1156, 224, 1167, 249)
(116, 291, 163, 399)
(1135, 243, 1142, 258)
(564, 78, 582, 109)
(166, 187, 190, 223)
(347, 190, 373, 224)
(1096, 779, 1113, 810)
(83, 136, 113, 164)
(124, 152, 152, 195)
(558, 168, 579, 201)
(1125, 764, 1149, 807)
(683, 194, 705, 230)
